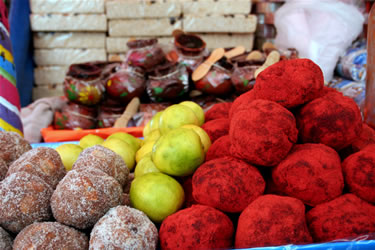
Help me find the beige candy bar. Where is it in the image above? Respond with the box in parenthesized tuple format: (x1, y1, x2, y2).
(34, 66, 68, 85)
(30, 14, 107, 32)
(109, 18, 181, 37)
(199, 33, 254, 50)
(34, 32, 106, 49)
(184, 14, 257, 33)
(30, 0, 105, 14)
(183, 0, 251, 15)
(32, 84, 64, 101)
(106, 37, 173, 53)
(34, 49, 106, 66)
(106, 0, 181, 19)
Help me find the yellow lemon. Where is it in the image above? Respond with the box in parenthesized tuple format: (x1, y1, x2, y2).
(159, 104, 199, 134)
(107, 132, 141, 152)
(179, 101, 205, 126)
(143, 129, 161, 144)
(130, 172, 184, 223)
(135, 140, 156, 163)
(134, 155, 160, 178)
(143, 121, 152, 138)
(56, 144, 83, 171)
(152, 127, 204, 176)
(102, 138, 136, 171)
(79, 134, 104, 149)
(181, 124, 211, 154)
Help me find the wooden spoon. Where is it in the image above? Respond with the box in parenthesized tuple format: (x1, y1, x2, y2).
(192, 47, 225, 82)
(113, 97, 141, 128)
(224, 46, 246, 59)
(246, 50, 264, 61)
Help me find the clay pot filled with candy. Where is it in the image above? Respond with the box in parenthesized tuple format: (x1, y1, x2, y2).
(97, 105, 125, 128)
(147, 61, 189, 102)
(105, 64, 146, 105)
(54, 102, 97, 130)
(174, 33, 207, 72)
(64, 63, 105, 106)
(126, 38, 166, 71)
(231, 59, 260, 94)
(194, 57, 234, 96)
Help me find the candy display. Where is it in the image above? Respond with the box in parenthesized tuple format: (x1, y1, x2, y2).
(174, 33, 207, 72)
(351, 123, 375, 152)
(0, 132, 32, 166)
(97, 105, 125, 128)
(204, 102, 232, 121)
(205, 135, 231, 162)
(126, 39, 166, 71)
(201, 118, 230, 143)
(54, 102, 97, 130)
(0, 226, 12, 250)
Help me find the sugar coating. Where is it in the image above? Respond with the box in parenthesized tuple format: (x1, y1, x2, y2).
(89, 205, 158, 250)
(0, 158, 8, 181)
(7, 147, 66, 189)
(0, 226, 12, 250)
(0, 172, 53, 233)
(73, 145, 129, 188)
(229, 90, 256, 120)
(13, 222, 88, 250)
(51, 168, 123, 229)
(0, 131, 32, 166)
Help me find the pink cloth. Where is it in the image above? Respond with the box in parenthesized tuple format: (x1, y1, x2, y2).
(21, 96, 67, 143)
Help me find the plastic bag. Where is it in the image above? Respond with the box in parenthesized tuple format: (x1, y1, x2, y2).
(274, 0, 364, 81)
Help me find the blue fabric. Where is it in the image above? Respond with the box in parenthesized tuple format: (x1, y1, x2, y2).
(9, 0, 34, 107)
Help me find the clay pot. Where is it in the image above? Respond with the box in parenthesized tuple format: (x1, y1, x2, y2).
(54, 102, 97, 130)
(126, 39, 166, 70)
(97, 106, 125, 128)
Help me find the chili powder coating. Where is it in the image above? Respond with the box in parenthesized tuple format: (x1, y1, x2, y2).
(296, 91, 362, 150)
(306, 194, 375, 242)
(192, 157, 265, 213)
(181, 176, 198, 208)
(272, 144, 344, 206)
(159, 205, 234, 250)
(351, 123, 375, 152)
(201, 118, 230, 143)
(205, 135, 231, 162)
(230, 99, 298, 167)
(205, 102, 232, 122)
(342, 145, 375, 203)
(228, 90, 256, 120)
(235, 195, 312, 248)
(253, 58, 324, 109)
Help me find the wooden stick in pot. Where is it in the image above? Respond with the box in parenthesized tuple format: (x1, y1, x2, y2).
(113, 97, 141, 128)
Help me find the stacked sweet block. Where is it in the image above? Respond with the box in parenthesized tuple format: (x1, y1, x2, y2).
(181, 0, 256, 50)
(106, 0, 182, 62)
(29, 0, 107, 100)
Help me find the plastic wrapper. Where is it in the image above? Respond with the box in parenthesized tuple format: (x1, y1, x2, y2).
(108, 18, 182, 37)
(198, 33, 255, 50)
(32, 84, 64, 101)
(34, 66, 68, 85)
(30, 0, 105, 14)
(336, 41, 367, 81)
(63, 63, 105, 106)
(183, 14, 257, 33)
(146, 62, 189, 102)
(274, 0, 364, 82)
(54, 103, 97, 130)
(106, 37, 173, 53)
(30, 14, 107, 32)
(105, 65, 146, 105)
(182, 0, 251, 15)
(328, 77, 365, 112)
(97, 106, 125, 128)
(106, 0, 181, 19)
(125, 39, 166, 71)
(194, 61, 233, 96)
(34, 49, 107, 66)
(33, 32, 106, 49)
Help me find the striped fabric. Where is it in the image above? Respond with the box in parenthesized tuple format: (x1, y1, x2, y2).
(0, 2, 23, 135)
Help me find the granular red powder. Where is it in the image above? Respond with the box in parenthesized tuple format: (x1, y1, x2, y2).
(296, 91, 362, 150)
(306, 194, 375, 242)
(351, 123, 375, 152)
(201, 118, 230, 143)
(228, 90, 256, 120)
(253, 59, 324, 109)
(192, 157, 265, 213)
(181, 177, 198, 208)
(342, 145, 375, 203)
(159, 204, 234, 250)
(272, 143, 344, 206)
(235, 195, 312, 248)
(205, 102, 232, 122)
(230, 99, 298, 166)
(205, 135, 231, 162)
